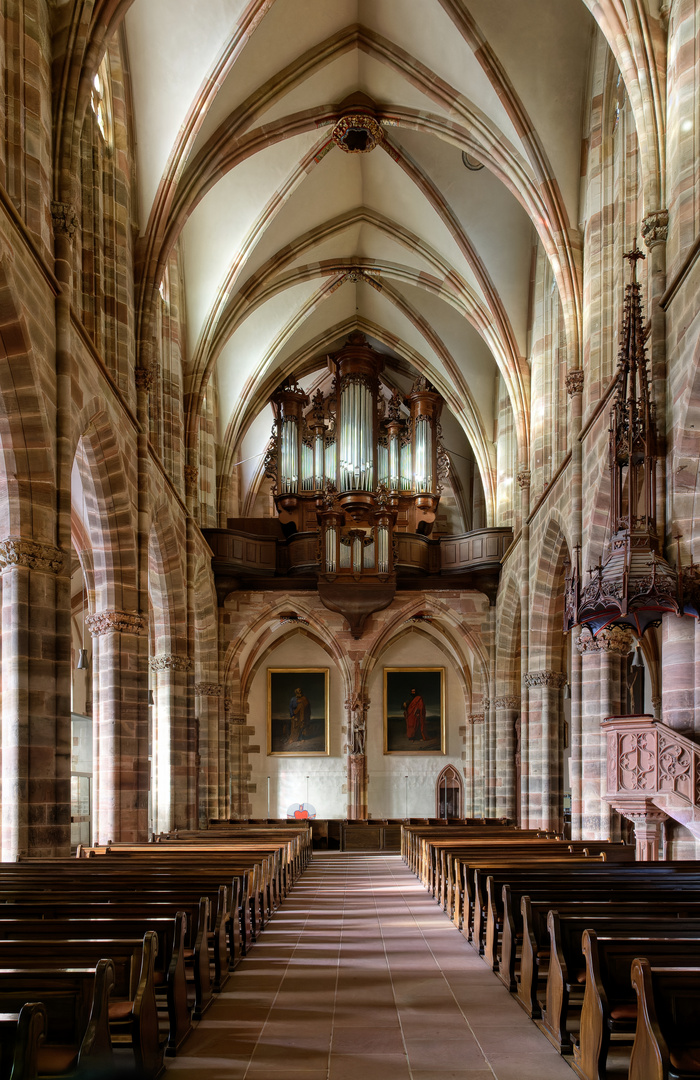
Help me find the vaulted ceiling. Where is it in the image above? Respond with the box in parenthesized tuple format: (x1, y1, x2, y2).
(125, 0, 596, 511)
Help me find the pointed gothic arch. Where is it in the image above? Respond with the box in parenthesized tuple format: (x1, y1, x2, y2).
(436, 764, 463, 819)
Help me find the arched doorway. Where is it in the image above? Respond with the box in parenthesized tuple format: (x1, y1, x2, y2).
(436, 765, 463, 819)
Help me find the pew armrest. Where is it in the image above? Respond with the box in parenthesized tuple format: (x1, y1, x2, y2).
(78, 957, 115, 1069)
(7, 1002, 47, 1080)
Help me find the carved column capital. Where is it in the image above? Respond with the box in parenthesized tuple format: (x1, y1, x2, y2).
(0, 538, 64, 574)
(524, 670, 567, 688)
(516, 470, 531, 489)
(468, 713, 485, 724)
(149, 653, 192, 672)
(576, 625, 632, 655)
(597, 625, 634, 655)
(494, 696, 520, 709)
(565, 369, 584, 397)
(194, 682, 223, 697)
(184, 465, 199, 494)
(86, 610, 147, 637)
(642, 209, 669, 250)
(135, 365, 157, 393)
(51, 201, 79, 238)
(576, 627, 596, 653)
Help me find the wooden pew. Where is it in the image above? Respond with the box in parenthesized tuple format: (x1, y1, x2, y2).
(540, 916, 700, 1057)
(0, 1003, 46, 1080)
(441, 841, 633, 932)
(516, 897, 700, 1019)
(0, 892, 213, 1024)
(629, 960, 700, 1080)
(0, 824, 305, 1067)
(0, 960, 115, 1079)
(0, 861, 235, 984)
(570, 932, 700, 1080)
(0, 935, 161, 1079)
(74, 847, 270, 949)
(492, 864, 700, 983)
(0, 911, 189, 1054)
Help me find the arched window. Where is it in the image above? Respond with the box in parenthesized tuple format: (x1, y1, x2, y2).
(436, 765, 463, 819)
(90, 55, 113, 147)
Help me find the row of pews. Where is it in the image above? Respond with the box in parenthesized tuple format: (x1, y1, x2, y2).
(404, 821, 700, 1080)
(0, 822, 312, 1080)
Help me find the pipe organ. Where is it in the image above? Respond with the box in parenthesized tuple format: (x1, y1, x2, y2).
(264, 333, 448, 630)
(266, 331, 447, 549)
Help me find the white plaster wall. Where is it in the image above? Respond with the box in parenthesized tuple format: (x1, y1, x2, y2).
(247, 635, 347, 818)
(366, 631, 467, 818)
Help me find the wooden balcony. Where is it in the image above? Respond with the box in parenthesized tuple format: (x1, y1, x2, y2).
(203, 524, 513, 606)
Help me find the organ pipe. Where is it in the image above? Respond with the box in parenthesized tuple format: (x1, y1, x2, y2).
(266, 333, 447, 583)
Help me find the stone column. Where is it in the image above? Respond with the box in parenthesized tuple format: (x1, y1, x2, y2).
(226, 705, 249, 819)
(194, 682, 222, 826)
(518, 469, 531, 826)
(487, 604, 497, 816)
(184, 463, 199, 521)
(52, 202, 76, 861)
(566, 369, 584, 840)
(0, 539, 69, 858)
(641, 210, 668, 540)
(150, 653, 193, 831)
(468, 712, 486, 816)
(494, 696, 519, 819)
(578, 626, 632, 840)
(87, 609, 149, 843)
(347, 755, 367, 820)
(694, 619, 700, 738)
(523, 671, 567, 830)
(662, 615, 694, 733)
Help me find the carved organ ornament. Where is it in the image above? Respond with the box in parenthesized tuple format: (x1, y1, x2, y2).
(564, 247, 696, 639)
(265, 332, 448, 636)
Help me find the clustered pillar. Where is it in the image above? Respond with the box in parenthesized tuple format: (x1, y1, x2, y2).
(87, 609, 150, 844)
(150, 653, 194, 832)
(577, 626, 632, 841)
(0, 540, 70, 858)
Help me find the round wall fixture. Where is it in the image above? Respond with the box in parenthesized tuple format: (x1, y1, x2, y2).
(332, 114, 383, 154)
(462, 150, 484, 171)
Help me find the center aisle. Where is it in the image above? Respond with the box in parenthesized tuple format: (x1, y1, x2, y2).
(166, 852, 573, 1080)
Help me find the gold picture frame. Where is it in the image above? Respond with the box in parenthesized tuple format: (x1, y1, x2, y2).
(383, 667, 445, 754)
(267, 668, 330, 756)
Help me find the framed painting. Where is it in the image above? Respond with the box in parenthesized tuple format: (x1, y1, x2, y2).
(384, 668, 445, 754)
(267, 668, 329, 756)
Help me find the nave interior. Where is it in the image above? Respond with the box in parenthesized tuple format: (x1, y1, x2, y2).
(1, 820, 698, 1080)
(2, 0, 700, 1071)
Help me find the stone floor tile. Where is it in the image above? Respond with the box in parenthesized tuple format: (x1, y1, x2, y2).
(164, 852, 574, 1080)
(328, 1053, 412, 1079)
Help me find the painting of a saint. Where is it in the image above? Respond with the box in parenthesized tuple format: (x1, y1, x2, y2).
(268, 669, 329, 755)
(384, 668, 444, 754)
